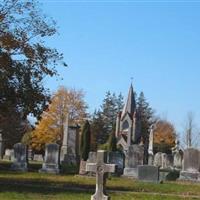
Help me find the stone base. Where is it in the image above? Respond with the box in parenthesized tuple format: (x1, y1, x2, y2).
(123, 167, 138, 178)
(11, 162, 27, 172)
(39, 164, 60, 174)
(179, 171, 200, 181)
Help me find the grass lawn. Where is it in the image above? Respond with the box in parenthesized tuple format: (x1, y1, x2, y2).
(0, 161, 200, 199)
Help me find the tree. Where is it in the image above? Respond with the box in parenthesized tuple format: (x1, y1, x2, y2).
(107, 123, 117, 152)
(137, 92, 155, 163)
(80, 120, 91, 161)
(0, 0, 65, 146)
(90, 91, 124, 147)
(182, 112, 199, 148)
(154, 120, 176, 154)
(137, 92, 154, 143)
(31, 86, 88, 151)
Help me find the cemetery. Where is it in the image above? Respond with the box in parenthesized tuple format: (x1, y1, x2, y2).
(1, 0, 200, 199)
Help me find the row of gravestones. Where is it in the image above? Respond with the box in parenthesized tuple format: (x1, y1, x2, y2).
(6, 143, 60, 173)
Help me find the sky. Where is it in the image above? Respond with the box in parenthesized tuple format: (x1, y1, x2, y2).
(38, 0, 200, 134)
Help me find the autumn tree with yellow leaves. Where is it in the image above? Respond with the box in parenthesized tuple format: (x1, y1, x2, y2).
(153, 120, 176, 154)
(31, 86, 88, 151)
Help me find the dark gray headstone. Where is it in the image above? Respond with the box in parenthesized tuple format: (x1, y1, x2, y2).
(108, 151, 124, 175)
(138, 165, 159, 183)
(123, 144, 144, 178)
(11, 143, 27, 172)
(39, 143, 60, 174)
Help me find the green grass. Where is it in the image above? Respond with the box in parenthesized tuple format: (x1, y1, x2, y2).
(0, 161, 200, 199)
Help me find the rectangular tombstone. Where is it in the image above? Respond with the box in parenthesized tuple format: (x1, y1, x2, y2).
(60, 126, 80, 165)
(138, 165, 159, 183)
(123, 145, 144, 178)
(108, 151, 124, 175)
(173, 151, 183, 170)
(179, 148, 200, 181)
(39, 143, 60, 174)
(161, 153, 173, 169)
(154, 152, 162, 167)
(11, 143, 28, 172)
(33, 154, 44, 162)
(3, 149, 12, 160)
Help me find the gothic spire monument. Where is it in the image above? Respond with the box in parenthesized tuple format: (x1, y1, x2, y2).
(115, 84, 141, 151)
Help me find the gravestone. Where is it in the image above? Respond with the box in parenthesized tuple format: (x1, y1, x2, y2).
(86, 152, 97, 176)
(138, 165, 159, 183)
(108, 151, 124, 175)
(79, 160, 87, 175)
(161, 153, 173, 169)
(60, 120, 80, 165)
(173, 151, 183, 170)
(179, 148, 200, 181)
(3, 149, 12, 160)
(86, 150, 116, 200)
(39, 143, 60, 174)
(33, 154, 44, 162)
(28, 149, 33, 161)
(11, 143, 28, 172)
(154, 152, 162, 167)
(123, 144, 144, 178)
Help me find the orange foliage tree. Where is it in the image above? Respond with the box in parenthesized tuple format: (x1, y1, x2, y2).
(153, 120, 176, 154)
(31, 86, 88, 151)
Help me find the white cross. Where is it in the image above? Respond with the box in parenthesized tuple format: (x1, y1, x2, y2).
(86, 150, 116, 200)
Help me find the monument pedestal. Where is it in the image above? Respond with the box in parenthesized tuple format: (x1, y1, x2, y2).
(179, 171, 200, 181)
(39, 163, 60, 174)
(11, 162, 27, 172)
(123, 167, 138, 178)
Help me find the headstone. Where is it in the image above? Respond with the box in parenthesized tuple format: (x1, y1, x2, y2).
(28, 149, 33, 161)
(39, 143, 60, 174)
(3, 149, 12, 160)
(154, 152, 162, 167)
(108, 151, 124, 175)
(138, 165, 159, 183)
(11, 143, 28, 172)
(161, 153, 173, 169)
(79, 152, 97, 175)
(179, 148, 200, 181)
(123, 144, 144, 178)
(86, 150, 116, 200)
(79, 160, 87, 175)
(33, 154, 44, 162)
(60, 119, 80, 165)
(173, 151, 183, 170)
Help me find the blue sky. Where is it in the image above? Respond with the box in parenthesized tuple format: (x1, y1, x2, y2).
(39, 0, 200, 133)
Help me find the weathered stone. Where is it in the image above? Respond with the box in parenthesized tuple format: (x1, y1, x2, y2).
(173, 151, 183, 170)
(11, 143, 28, 172)
(33, 154, 43, 162)
(79, 160, 87, 175)
(123, 144, 144, 178)
(161, 153, 173, 169)
(60, 119, 80, 165)
(0, 133, 4, 159)
(108, 151, 124, 175)
(154, 152, 162, 167)
(138, 165, 159, 183)
(86, 150, 116, 200)
(39, 143, 60, 174)
(179, 148, 200, 181)
(3, 149, 12, 160)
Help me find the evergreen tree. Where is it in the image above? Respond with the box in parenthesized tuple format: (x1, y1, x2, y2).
(80, 120, 91, 161)
(107, 123, 117, 152)
(137, 92, 154, 163)
(90, 91, 124, 147)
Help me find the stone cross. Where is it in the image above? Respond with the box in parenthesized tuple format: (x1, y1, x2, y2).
(86, 150, 116, 200)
